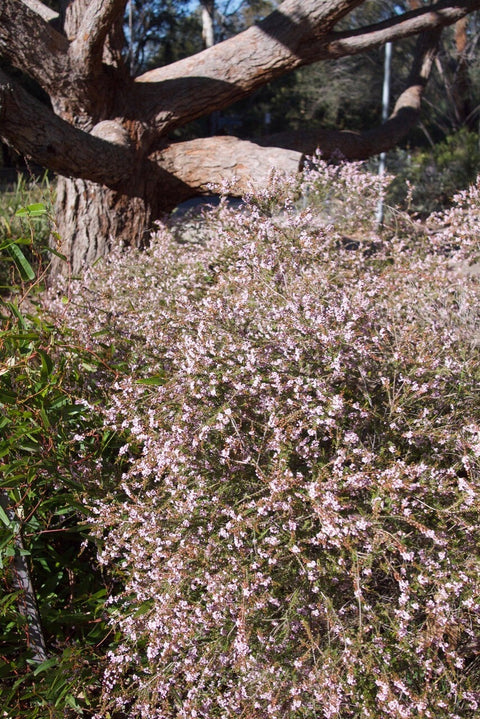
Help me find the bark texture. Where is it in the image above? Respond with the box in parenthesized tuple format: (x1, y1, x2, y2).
(0, 491, 47, 664)
(1, 0, 480, 273)
(53, 177, 151, 275)
(158, 137, 303, 194)
(53, 168, 194, 274)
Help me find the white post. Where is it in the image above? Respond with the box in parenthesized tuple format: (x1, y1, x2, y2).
(376, 41, 392, 226)
(129, 0, 134, 74)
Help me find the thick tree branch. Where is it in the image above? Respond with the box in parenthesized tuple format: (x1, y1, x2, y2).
(130, 0, 366, 131)
(154, 31, 436, 193)
(324, 0, 480, 58)
(0, 70, 133, 186)
(260, 30, 441, 160)
(130, 0, 362, 132)
(0, 0, 69, 94)
(130, 0, 480, 136)
(156, 137, 302, 195)
(22, 0, 59, 23)
(69, 0, 128, 76)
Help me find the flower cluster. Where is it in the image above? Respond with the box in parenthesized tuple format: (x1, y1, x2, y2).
(47, 161, 480, 718)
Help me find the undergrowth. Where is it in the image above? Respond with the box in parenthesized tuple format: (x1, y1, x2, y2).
(40, 160, 480, 718)
(0, 173, 55, 293)
(0, 194, 126, 717)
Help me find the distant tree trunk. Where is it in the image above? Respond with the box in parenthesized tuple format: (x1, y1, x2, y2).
(452, 17, 473, 128)
(0, 491, 47, 664)
(200, 1, 219, 134)
(201, 0, 215, 48)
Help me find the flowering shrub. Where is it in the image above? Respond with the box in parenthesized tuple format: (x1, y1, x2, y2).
(47, 161, 480, 718)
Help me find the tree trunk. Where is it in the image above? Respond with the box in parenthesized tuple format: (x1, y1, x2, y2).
(4, 0, 480, 276)
(52, 172, 190, 275)
(452, 17, 473, 129)
(53, 178, 141, 275)
(0, 491, 48, 664)
(201, 0, 215, 49)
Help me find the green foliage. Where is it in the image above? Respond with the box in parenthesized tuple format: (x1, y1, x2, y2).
(0, 197, 126, 716)
(0, 174, 55, 293)
(387, 129, 480, 215)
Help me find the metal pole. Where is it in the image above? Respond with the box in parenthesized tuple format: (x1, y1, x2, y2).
(376, 41, 392, 226)
(129, 0, 134, 75)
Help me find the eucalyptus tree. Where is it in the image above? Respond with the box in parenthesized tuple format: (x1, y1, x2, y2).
(1, 0, 479, 273)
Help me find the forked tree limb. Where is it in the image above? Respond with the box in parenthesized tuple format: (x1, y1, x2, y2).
(260, 29, 441, 159)
(0, 0, 68, 94)
(132, 0, 368, 133)
(154, 30, 440, 190)
(0, 70, 133, 185)
(325, 0, 480, 57)
(1, 0, 476, 207)
(131, 0, 480, 135)
(0, 22, 439, 193)
(69, 0, 128, 76)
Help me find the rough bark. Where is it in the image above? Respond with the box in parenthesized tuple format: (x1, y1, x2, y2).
(1, 0, 480, 274)
(0, 0, 68, 93)
(53, 176, 151, 275)
(0, 70, 134, 183)
(0, 491, 48, 664)
(52, 166, 196, 274)
(69, 0, 127, 74)
(158, 137, 303, 194)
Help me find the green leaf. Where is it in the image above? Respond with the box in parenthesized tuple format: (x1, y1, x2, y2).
(48, 247, 68, 261)
(0, 388, 17, 404)
(48, 395, 70, 410)
(31, 656, 58, 675)
(7, 244, 35, 281)
(64, 693, 83, 710)
(81, 361, 99, 372)
(37, 349, 54, 379)
(39, 408, 51, 429)
(61, 403, 84, 418)
(0, 504, 11, 528)
(4, 301, 27, 329)
(15, 203, 47, 218)
(136, 373, 167, 386)
(6, 332, 38, 342)
(0, 236, 31, 249)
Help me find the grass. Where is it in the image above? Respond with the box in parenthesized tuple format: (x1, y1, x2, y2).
(0, 172, 55, 293)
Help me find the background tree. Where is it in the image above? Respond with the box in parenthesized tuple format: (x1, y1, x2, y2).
(1, 0, 479, 274)
(125, 0, 198, 74)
